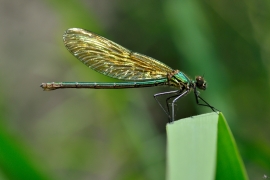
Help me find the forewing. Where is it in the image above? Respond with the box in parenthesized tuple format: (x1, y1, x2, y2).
(63, 28, 173, 80)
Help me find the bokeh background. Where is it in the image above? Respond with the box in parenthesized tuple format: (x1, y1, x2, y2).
(1, 0, 270, 179)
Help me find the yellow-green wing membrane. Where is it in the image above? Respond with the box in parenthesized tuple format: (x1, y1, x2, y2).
(63, 28, 173, 80)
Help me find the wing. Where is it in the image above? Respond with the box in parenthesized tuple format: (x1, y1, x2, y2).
(63, 28, 173, 80)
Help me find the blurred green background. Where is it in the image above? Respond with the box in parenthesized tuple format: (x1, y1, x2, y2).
(1, 0, 270, 179)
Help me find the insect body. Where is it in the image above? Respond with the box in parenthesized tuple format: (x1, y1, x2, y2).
(41, 28, 218, 122)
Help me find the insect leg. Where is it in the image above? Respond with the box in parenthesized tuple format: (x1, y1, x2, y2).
(154, 90, 179, 121)
(194, 90, 219, 112)
(170, 90, 189, 123)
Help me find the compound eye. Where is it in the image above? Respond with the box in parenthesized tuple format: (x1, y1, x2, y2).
(196, 76, 207, 90)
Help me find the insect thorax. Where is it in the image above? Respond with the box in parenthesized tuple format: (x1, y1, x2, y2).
(167, 70, 191, 90)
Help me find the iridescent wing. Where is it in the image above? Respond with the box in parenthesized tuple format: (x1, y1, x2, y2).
(63, 28, 173, 80)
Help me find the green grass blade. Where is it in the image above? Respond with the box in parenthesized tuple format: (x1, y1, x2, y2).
(0, 126, 51, 180)
(166, 112, 249, 180)
(166, 113, 218, 180)
(215, 113, 249, 180)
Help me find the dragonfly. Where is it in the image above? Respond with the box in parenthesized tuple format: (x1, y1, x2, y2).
(41, 28, 218, 123)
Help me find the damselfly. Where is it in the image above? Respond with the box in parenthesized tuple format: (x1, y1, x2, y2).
(41, 28, 218, 122)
